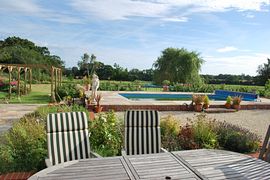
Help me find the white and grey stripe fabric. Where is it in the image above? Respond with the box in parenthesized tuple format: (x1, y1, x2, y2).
(46, 111, 90, 165)
(124, 110, 161, 155)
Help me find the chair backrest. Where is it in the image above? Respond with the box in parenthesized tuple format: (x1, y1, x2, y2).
(259, 125, 270, 162)
(124, 110, 161, 155)
(47, 111, 90, 165)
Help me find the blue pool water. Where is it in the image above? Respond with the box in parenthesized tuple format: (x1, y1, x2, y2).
(119, 93, 256, 101)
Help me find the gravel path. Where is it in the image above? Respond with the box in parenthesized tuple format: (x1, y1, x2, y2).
(0, 104, 42, 134)
(117, 110, 270, 140)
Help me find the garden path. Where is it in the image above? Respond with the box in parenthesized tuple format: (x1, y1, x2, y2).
(0, 104, 42, 134)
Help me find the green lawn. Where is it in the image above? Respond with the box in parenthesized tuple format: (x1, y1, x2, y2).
(0, 84, 51, 104)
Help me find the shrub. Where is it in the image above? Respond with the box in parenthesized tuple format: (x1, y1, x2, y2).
(0, 118, 47, 173)
(89, 111, 123, 157)
(160, 115, 181, 151)
(214, 122, 260, 153)
(56, 83, 80, 101)
(32, 104, 89, 122)
(178, 123, 198, 150)
(192, 115, 218, 149)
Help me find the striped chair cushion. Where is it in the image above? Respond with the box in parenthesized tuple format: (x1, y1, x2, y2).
(124, 110, 161, 155)
(125, 110, 160, 127)
(47, 112, 90, 165)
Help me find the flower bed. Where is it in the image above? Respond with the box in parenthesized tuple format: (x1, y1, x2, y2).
(0, 108, 261, 174)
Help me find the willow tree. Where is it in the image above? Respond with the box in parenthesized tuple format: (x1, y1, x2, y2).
(153, 48, 204, 84)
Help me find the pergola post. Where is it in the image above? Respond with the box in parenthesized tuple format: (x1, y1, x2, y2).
(17, 67, 22, 98)
(51, 66, 56, 102)
(59, 69, 62, 86)
(54, 68, 57, 97)
(58, 69, 61, 87)
(7, 66, 13, 99)
(24, 67, 28, 94)
(29, 68, 32, 91)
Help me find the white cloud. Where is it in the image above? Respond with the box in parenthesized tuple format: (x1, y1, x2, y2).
(161, 17, 188, 22)
(202, 53, 270, 75)
(217, 46, 238, 53)
(70, 0, 170, 20)
(0, 0, 82, 24)
(70, 0, 270, 21)
(0, 0, 42, 14)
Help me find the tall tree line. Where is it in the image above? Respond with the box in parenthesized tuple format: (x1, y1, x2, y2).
(1, 37, 269, 85)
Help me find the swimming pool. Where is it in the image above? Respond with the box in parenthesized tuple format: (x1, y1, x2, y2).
(119, 93, 257, 101)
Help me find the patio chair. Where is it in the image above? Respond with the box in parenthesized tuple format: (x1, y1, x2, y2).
(259, 124, 270, 162)
(123, 110, 167, 155)
(46, 111, 100, 166)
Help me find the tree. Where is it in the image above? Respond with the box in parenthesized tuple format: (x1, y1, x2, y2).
(257, 58, 270, 85)
(78, 53, 90, 77)
(0, 36, 64, 67)
(153, 48, 204, 84)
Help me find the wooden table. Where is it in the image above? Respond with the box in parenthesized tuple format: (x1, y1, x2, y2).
(30, 149, 270, 180)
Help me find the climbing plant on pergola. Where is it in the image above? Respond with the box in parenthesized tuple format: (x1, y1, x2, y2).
(0, 64, 62, 102)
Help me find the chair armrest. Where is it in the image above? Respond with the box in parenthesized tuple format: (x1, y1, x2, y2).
(90, 151, 102, 158)
(161, 148, 168, 153)
(45, 158, 52, 167)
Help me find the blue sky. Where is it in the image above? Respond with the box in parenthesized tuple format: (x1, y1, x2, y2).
(0, 0, 270, 75)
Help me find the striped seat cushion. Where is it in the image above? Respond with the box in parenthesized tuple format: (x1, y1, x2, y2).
(125, 110, 161, 155)
(47, 112, 90, 165)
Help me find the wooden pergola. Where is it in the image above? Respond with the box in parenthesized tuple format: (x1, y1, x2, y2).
(0, 64, 62, 102)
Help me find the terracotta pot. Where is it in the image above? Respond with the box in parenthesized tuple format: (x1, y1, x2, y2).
(89, 111, 95, 121)
(163, 85, 169, 92)
(225, 103, 231, 109)
(194, 104, 203, 112)
(95, 106, 103, 113)
(233, 104, 241, 110)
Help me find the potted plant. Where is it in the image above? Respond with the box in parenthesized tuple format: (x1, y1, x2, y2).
(94, 93, 103, 113)
(232, 96, 242, 110)
(162, 80, 170, 92)
(192, 94, 205, 112)
(203, 95, 210, 109)
(225, 96, 232, 109)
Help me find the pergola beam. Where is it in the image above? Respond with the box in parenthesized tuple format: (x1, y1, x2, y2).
(0, 63, 62, 101)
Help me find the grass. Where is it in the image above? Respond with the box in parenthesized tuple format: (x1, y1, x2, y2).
(0, 84, 51, 104)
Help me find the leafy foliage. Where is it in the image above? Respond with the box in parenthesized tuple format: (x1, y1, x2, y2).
(192, 115, 218, 149)
(33, 104, 89, 122)
(56, 83, 80, 100)
(257, 58, 270, 85)
(89, 111, 123, 157)
(161, 114, 260, 153)
(0, 118, 47, 173)
(0, 37, 63, 66)
(214, 121, 260, 153)
(153, 47, 204, 84)
(160, 115, 181, 151)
